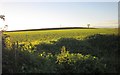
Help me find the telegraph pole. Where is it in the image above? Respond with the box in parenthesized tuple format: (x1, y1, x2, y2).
(0, 15, 8, 74)
(0, 15, 5, 75)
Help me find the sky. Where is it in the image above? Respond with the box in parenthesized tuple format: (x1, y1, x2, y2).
(0, 1, 119, 31)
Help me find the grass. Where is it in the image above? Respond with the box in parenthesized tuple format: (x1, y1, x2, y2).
(5, 28, 118, 45)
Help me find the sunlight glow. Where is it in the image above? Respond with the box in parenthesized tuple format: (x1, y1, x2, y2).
(0, 2, 118, 31)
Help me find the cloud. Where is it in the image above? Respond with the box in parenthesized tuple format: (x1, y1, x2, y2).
(93, 20, 118, 28)
(98, 20, 118, 24)
(98, 20, 118, 25)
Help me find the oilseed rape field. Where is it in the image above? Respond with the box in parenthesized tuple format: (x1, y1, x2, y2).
(5, 28, 118, 44)
(2, 28, 119, 73)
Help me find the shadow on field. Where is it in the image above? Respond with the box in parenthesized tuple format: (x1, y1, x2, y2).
(35, 34, 119, 72)
(36, 34, 119, 57)
(36, 38, 92, 55)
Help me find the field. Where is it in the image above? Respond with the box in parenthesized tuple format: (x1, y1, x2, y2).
(2, 28, 119, 73)
(5, 28, 118, 44)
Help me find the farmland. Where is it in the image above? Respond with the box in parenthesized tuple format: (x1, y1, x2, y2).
(2, 28, 119, 73)
(5, 28, 118, 44)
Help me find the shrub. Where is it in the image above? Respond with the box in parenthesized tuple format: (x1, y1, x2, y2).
(3, 34, 119, 73)
(56, 46, 106, 73)
(2, 34, 12, 49)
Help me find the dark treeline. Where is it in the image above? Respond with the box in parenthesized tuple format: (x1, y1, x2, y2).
(6, 27, 96, 32)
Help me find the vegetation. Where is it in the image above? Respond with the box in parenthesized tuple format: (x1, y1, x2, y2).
(0, 15, 5, 21)
(5, 28, 117, 44)
(2, 28, 119, 73)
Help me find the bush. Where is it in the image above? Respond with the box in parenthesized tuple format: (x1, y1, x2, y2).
(56, 46, 106, 73)
(3, 34, 119, 73)
(85, 34, 119, 73)
(2, 34, 12, 49)
(3, 45, 106, 73)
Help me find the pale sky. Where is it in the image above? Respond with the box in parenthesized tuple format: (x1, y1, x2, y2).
(0, 1, 118, 31)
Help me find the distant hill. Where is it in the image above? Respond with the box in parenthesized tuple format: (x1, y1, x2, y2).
(7, 27, 96, 32)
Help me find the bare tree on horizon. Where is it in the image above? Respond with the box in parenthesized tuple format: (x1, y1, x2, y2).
(0, 15, 5, 21)
(0, 15, 8, 34)
(87, 24, 90, 28)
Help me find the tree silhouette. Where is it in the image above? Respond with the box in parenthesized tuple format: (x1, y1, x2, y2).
(0, 15, 5, 21)
(0, 15, 8, 34)
(87, 24, 90, 28)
